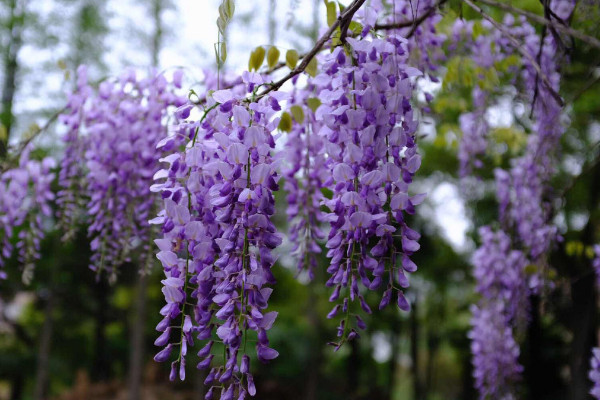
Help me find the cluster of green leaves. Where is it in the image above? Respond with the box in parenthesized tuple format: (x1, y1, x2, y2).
(216, 0, 235, 66)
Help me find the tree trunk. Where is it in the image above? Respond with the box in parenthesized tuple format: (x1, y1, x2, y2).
(268, 0, 276, 45)
(424, 331, 439, 400)
(304, 283, 323, 400)
(568, 162, 600, 400)
(0, 0, 25, 158)
(93, 278, 110, 381)
(348, 338, 360, 399)
(150, 0, 163, 68)
(311, 0, 320, 42)
(411, 300, 422, 400)
(193, 369, 207, 399)
(569, 272, 596, 399)
(525, 295, 544, 399)
(10, 375, 24, 400)
(33, 290, 55, 400)
(387, 322, 400, 400)
(127, 272, 148, 400)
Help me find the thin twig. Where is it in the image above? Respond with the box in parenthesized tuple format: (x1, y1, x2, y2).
(374, 0, 447, 36)
(0, 106, 67, 171)
(571, 74, 600, 102)
(475, 0, 600, 49)
(463, 0, 565, 107)
(193, 1, 440, 106)
(255, 0, 367, 100)
(560, 141, 600, 197)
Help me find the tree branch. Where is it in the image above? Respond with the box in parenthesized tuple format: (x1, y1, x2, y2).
(194, 0, 442, 106)
(475, 0, 600, 49)
(0, 106, 66, 172)
(255, 0, 367, 100)
(463, 0, 565, 107)
(374, 0, 447, 37)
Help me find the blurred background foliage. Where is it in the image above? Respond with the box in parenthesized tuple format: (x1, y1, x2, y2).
(0, 0, 599, 399)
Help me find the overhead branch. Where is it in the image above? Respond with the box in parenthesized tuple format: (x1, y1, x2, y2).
(463, 0, 565, 107)
(374, 0, 448, 37)
(194, 0, 444, 106)
(475, 0, 600, 49)
(0, 106, 66, 172)
(255, 0, 367, 100)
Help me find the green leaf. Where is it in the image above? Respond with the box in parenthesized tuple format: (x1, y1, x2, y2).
(290, 105, 305, 124)
(326, 1, 337, 27)
(524, 264, 538, 276)
(286, 49, 299, 69)
(267, 46, 280, 69)
(566, 241, 585, 257)
(215, 43, 222, 67)
(217, 17, 227, 36)
(224, 0, 235, 19)
(585, 246, 595, 259)
(472, 21, 484, 39)
(218, 4, 228, 22)
(307, 97, 321, 113)
(249, 46, 266, 71)
(306, 57, 318, 77)
(220, 42, 227, 63)
(348, 21, 363, 35)
(449, 0, 462, 17)
(331, 27, 341, 47)
(278, 112, 292, 132)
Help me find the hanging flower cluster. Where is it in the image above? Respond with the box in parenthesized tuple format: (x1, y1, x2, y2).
(57, 65, 93, 242)
(385, 0, 445, 79)
(150, 3, 427, 393)
(449, 16, 520, 177)
(295, 32, 424, 347)
(494, 20, 568, 268)
(469, 302, 522, 400)
(151, 72, 285, 398)
(282, 90, 328, 280)
(461, 1, 575, 397)
(469, 227, 528, 399)
(0, 149, 55, 282)
(57, 67, 186, 279)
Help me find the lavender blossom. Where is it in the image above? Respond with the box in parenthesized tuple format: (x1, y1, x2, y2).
(152, 74, 283, 398)
(0, 149, 55, 282)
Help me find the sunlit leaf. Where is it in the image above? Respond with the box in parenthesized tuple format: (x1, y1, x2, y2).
(290, 105, 305, 124)
(306, 57, 318, 77)
(307, 97, 321, 113)
(267, 46, 280, 69)
(278, 112, 292, 132)
(286, 49, 299, 69)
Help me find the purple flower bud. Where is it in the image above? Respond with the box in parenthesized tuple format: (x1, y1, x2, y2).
(197, 354, 214, 370)
(257, 345, 279, 362)
(327, 304, 341, 319)
(247, 373, 257, 396)
(397, 291, 411, 312)
(154, 344, 173, 362)
(379, 288, 392, 310)
(154, 327, 171, 346)
(198, 341, 214, 358)
(221, 385, 234, 400)
(241, 354, 250, 374)
(169, 361, 177, 381)
(179, 357, 186, 380)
